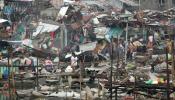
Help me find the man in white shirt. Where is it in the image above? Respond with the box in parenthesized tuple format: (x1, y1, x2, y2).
(71, 52, 78, 71)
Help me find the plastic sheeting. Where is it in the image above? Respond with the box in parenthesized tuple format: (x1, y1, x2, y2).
(0, 19, 8, 23)
(79, 42, 97, 53)
(94, 27, 110, 39)
(32, 22, 59, 37)
(105, 27, 123, 41)
(58, 6, 69, 17)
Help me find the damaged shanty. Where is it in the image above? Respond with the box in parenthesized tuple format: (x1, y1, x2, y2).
(0, 0, 175, 100)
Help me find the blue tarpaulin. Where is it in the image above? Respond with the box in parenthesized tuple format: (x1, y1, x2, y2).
(105, 27, 123, 41)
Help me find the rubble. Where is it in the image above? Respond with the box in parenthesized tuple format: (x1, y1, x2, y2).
(0, 0, 175, 100)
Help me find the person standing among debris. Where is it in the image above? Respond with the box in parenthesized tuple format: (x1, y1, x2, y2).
(147, 35, 154, 50)
(120, 42, 124, 61)
(19, 56, 25, 72)
(24, 53, 32, 71)
(154, 30, 160, 42)
(71, 52, 78, 71)
(29, 53, 37, 72)
(44, 57, 53, 72)
(127, 41, 134, 60)
(166, 39, 172, 53)
(3, 3, 13, 22)
(115, 40, 124, 61)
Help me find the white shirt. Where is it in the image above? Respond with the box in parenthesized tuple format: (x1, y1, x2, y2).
(148, 36, 153, 42)
(71, 56, 78, 67)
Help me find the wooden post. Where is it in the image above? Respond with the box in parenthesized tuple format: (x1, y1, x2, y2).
(36, 57, 39, 90)
(124, 22, 128, 63)
(172, 38, 175, 86)
(110, 36, 113, 100)
(166, 47, 170, 100)
(80, 63, 82, 100)
(115, 87, 117, 100)
(7, 45, 13, 100)
(8, 53, 11, 100)
(80, 52, 85, 100)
